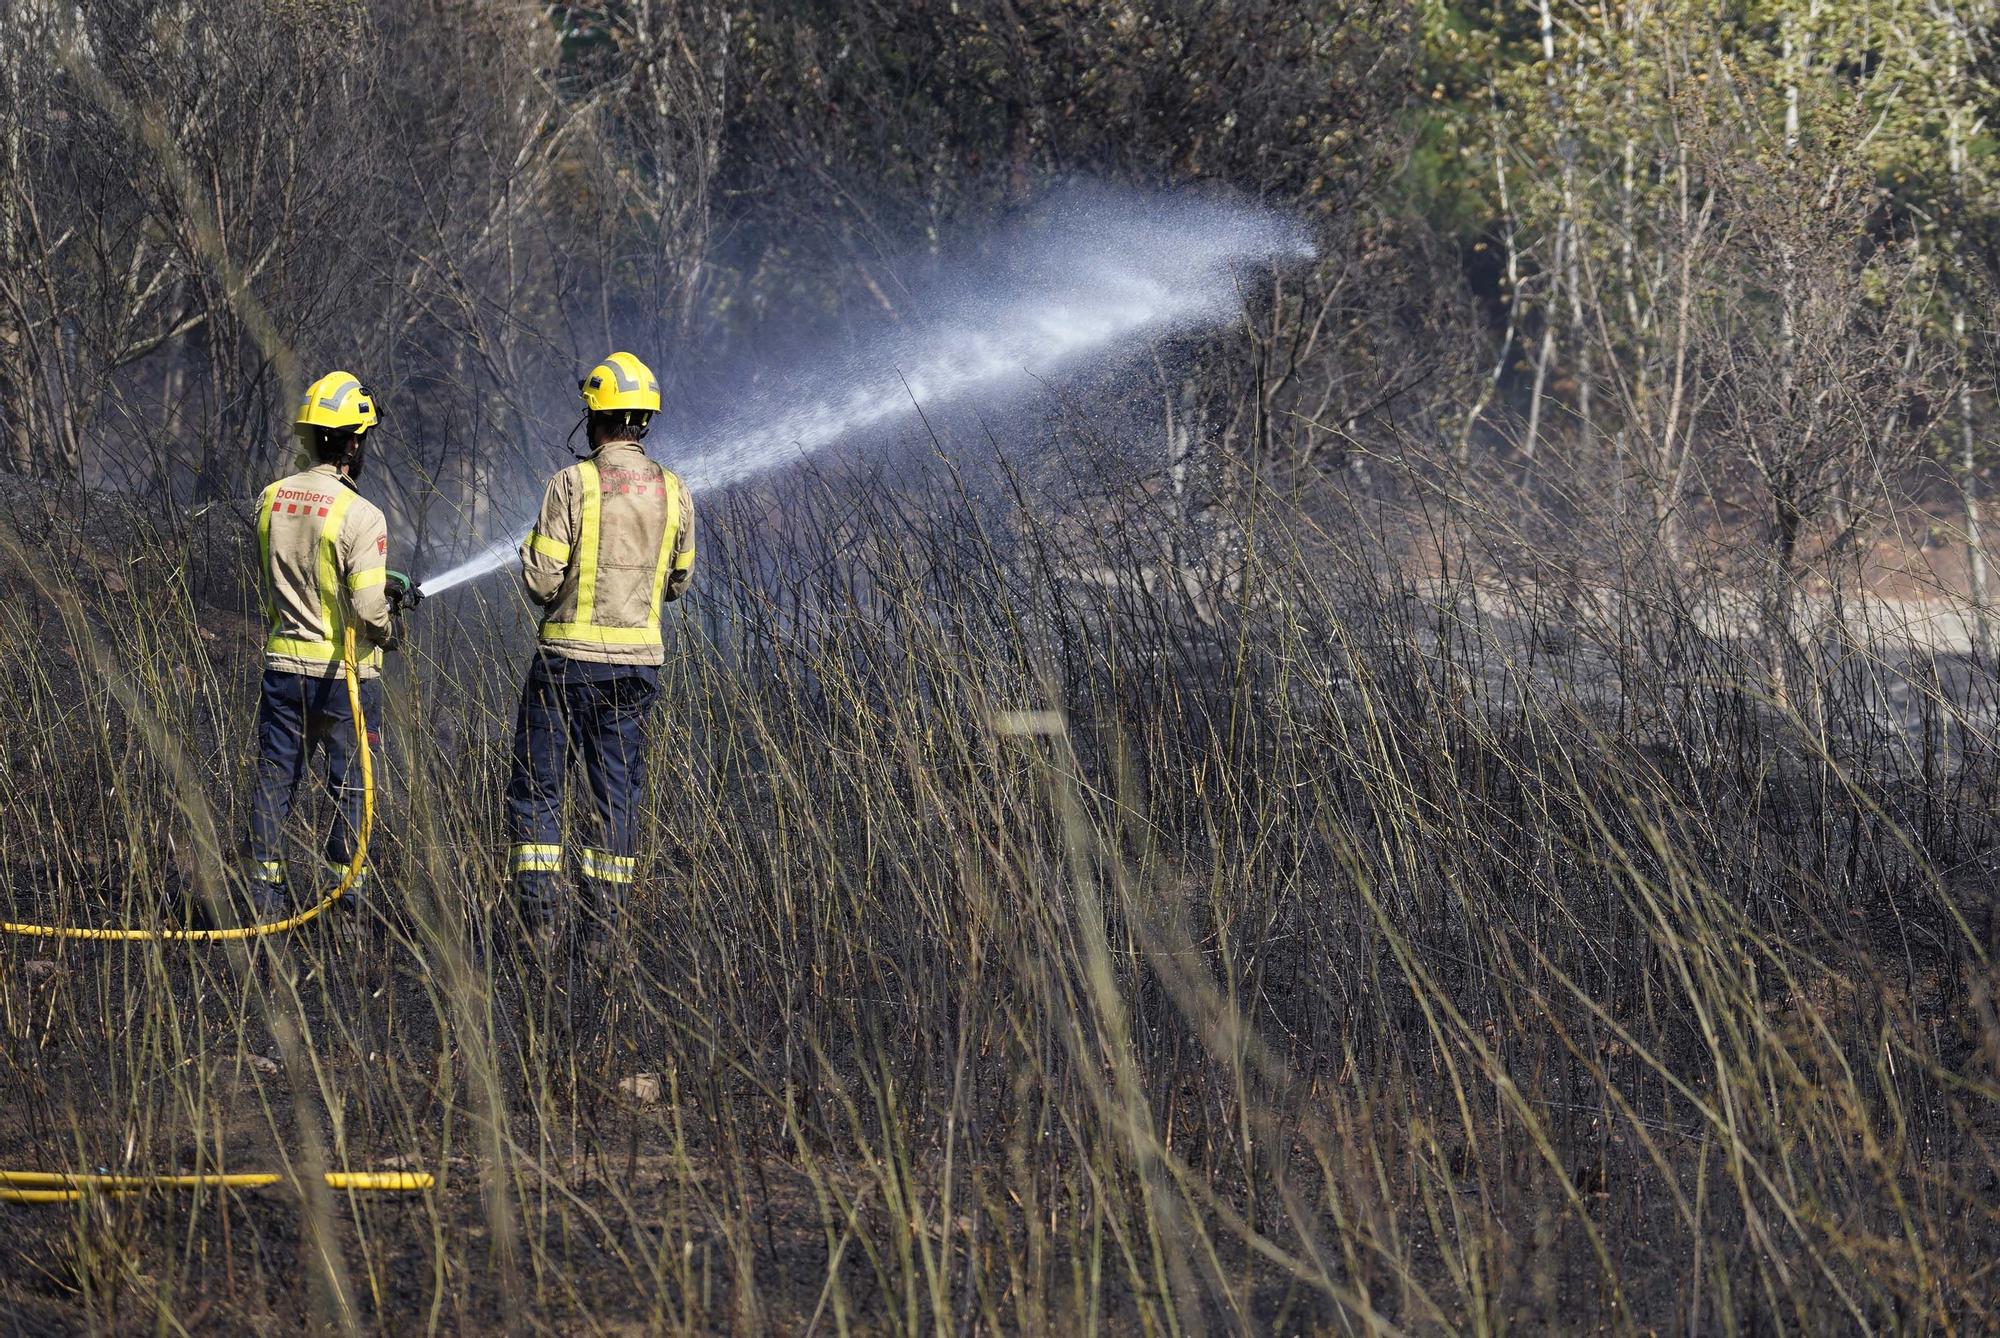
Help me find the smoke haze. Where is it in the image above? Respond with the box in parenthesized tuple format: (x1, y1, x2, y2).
(420, 187, 1310, 594)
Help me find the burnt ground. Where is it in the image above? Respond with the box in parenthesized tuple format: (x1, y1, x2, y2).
(3, 471, 1999, 1331)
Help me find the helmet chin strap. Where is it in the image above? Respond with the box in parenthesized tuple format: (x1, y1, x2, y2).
(574, 411, 650, 459)
(336, 433, 366, 483)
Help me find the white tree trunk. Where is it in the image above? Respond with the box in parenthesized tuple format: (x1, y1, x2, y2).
(1960, 312, 1994, 660)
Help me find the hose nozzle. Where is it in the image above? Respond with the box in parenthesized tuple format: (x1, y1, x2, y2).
(385, 571, 424, 614)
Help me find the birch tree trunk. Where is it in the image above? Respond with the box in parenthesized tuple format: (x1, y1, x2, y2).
(1958, 310, 1993, 659)
(1946, 21, 1994, 660)
(1522, 0, 1565, 474)
(0, 2, 35, 476)
(1457, 109, 1521, 464)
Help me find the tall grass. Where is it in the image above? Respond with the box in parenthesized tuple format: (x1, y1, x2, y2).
(1, 441, 1996, 1332)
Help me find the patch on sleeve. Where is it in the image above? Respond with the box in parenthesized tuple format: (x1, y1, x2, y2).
(377, 535, 388, 556)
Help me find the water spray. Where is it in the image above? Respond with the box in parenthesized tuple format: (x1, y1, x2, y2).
(418, 191, 1312, 597)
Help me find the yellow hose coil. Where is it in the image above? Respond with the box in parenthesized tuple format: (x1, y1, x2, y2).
(2, 626, 374, 941)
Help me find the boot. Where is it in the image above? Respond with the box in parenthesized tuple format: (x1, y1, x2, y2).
(248, 885, 291, 924)
(512, 875, 571, 967)
(577, 876, 627, 963)
(245, 857, 290, 923)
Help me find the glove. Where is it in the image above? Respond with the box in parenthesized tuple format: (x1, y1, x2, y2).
(384, 571, 423, 616)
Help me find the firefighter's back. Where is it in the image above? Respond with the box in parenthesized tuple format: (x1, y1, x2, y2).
(590, 450, 674, 623)
(258, 463, 386, 677)
(531, 439, 690, 666)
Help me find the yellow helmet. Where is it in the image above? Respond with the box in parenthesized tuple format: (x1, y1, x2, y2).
(294, 371, 379, 442)
(580, 351, 661, 414)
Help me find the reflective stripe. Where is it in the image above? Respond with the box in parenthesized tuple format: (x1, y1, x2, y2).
(537, 622, 666, 646)
(644, 478, 678, 625)
(671, 474, 693, 579)
(321, 859, 370, 890)
(510, 843, 562, 874)
(318, 377, 360, 411)
(266, 636, 341, 661)
(264, 636, 383, 672)
(526, 532, 570, 563)
(316, 490, 358, 644)
(579, 849, 635, 884)
(251, 859, 286, 885)
(575, 460, 601, 626)
(348, 568, 386, 590)
(603, 354, 661, 396)
(257, 483, 277, 634)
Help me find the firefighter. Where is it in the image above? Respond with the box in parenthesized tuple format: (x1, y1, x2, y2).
(247, 371, 405, 920)
(507, 350, 694, 948)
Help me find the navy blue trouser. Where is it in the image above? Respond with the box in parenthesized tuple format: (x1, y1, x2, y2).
(505, 652, 659, 921)
(248, 669, 382, 898)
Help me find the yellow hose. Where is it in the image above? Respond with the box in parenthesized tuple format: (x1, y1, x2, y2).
(2, 626, 374, 941)
(0, 1169, 431, 1203)
(0, 629, 417, 1206)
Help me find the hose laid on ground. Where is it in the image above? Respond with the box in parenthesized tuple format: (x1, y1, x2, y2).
(0, 1170, 431, 1204)
(1, 625, 374, 941)
(0, 629, 422, 1206)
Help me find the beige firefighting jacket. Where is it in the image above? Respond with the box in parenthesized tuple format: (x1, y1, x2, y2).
(257, 464, 394, 679)
(519, 439, 695, 667)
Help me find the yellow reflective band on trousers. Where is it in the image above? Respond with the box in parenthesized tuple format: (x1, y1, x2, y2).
(252, 859, 286, 886)
(259, 486, 380, 667)
(540, 459, 682, 649)
(510, 843, 562, 874)
(579, 849, 636, 884)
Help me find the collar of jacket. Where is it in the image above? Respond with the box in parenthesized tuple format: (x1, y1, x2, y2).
(592, 439, 647, 459)
(306, 461, 360, 492)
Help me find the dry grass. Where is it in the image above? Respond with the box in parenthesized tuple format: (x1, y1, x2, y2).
(1, 449, 1997, 1333)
